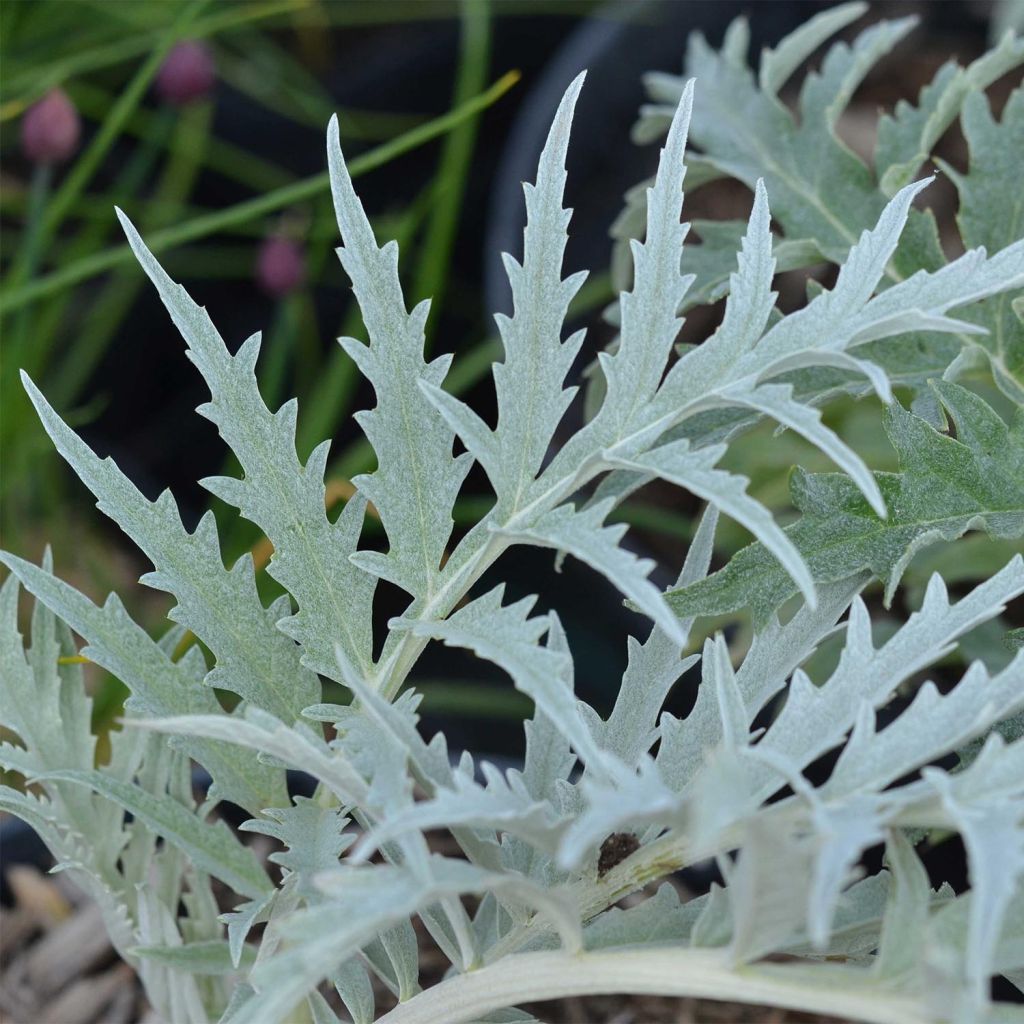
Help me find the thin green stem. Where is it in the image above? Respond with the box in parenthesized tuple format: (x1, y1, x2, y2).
(413, 0, 492, 345)
(1, 163, 53, 547)
(409, 679, 533, 718)
(212, 30, 351, 136)
(0, 70, 521, 315)
(1, 0, 300, 104)
(295, 305, 365, 459)
(216, 25, 428, 142)
(33, 112, 174, 380)
(51, 103, 211, 407)
(8, 162, 53, 350)
(18, 163, 54, 273)
(0, 111, 171, 541)
(259, 298, 299, 411)
(292, 290, 324, 402)
(69, 79, 294, 193)
(5, 0, 208, 289)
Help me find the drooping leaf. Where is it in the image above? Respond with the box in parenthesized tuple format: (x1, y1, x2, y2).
(495, 501, 685, 645)
(128, 709, 370, 811)
(395, 585, 607, 771)
(667, 382, 1024, 623)
(608, 439, 815, 608)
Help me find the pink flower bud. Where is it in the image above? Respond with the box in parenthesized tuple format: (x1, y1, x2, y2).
(257, 235, 306, 297)
(156, 41, 216, 106)
(21, 89, 81, 164)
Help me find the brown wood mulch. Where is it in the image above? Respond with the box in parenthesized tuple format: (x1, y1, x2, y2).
(0, 862, 855, 1024)
(0, 866, 150, 1024)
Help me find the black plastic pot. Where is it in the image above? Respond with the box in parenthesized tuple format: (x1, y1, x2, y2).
(483, 0, 835, 317)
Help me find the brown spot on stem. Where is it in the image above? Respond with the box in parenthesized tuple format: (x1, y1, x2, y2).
(598, 832, 640, 877)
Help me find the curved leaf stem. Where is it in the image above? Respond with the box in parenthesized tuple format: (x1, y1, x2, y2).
(376, 948, 929, 1024)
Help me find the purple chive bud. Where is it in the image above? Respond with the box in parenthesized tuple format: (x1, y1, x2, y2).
(21, 89, 81, 164)
(257, 235, 306, 297)
(156, 41, 216, 106)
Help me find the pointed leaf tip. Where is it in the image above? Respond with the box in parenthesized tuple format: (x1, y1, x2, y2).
(19, 371, 52, 422)
(561, 70, 587, 101)
(115, 206, 141, 242)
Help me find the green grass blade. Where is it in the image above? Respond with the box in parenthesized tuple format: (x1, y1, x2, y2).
(0, 70, 521, 315)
